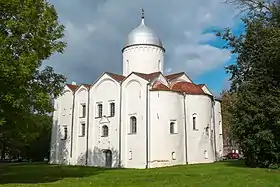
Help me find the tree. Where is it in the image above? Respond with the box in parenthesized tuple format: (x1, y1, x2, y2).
(0, 0, 66, 159)
(218, 0, 280, 168)
(220, 90, 237, 147)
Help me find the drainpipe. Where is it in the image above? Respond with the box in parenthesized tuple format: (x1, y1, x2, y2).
(70, 93, 75, 160)
(85, 89, 90, 165)
(183, 93, 188, 164)
(212, 98, 217, 161)
(145, 82, 150, 169)
(118, 85, 122, 167)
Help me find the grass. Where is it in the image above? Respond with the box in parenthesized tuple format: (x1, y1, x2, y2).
(0, 161, 279, 187)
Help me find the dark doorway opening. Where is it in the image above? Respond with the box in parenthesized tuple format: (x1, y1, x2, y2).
(103, 149, 112, 168)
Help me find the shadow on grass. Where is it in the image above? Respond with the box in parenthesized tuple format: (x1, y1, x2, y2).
(222, 159, 247, 168)
(0, 162, 106, 184)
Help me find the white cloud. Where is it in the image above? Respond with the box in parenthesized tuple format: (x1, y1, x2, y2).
(173, 44, 231, 77)
(46, 0, 240, 83)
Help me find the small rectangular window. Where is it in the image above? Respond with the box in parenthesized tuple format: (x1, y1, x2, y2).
(170, 120, 177, 134)
(110, 102, 115, 117)
(172, 152, 176, 160)
(61, 126, 67, 140)
(80, 123, 85, 137)
(96, 103, 103, 118)
(80, 104, 86, 118)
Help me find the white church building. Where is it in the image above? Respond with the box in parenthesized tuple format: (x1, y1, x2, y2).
(50, 11, 224, 169)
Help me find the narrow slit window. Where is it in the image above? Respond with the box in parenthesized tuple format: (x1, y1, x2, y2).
(97, 103, 103, 118)
(192, 114, 197, 130)
(129, 151, 132, 160)
(80, 123, 85, 137)
(81, 104, 86, 118)
(61, 126, 67, 140)
(110, 102, 115, 117)
(170, 122, 175, 134)
(172, 152, 176, 160)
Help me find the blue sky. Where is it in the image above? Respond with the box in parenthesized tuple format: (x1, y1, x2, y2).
(194, 20, 246, 95)
(45, 0, 246, 96)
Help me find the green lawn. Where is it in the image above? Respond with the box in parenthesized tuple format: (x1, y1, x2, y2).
(0, 161, 279, 187)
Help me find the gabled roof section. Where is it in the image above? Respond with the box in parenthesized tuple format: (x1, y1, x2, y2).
(66, 84, 78, 92)
(171, 82, 205, 95)
(91, 72, 124, 88)
(151, 80, 170, 91)
(106, 72, 125, 82)
(165, 72, 184, 80)
(133, 72, 162, 82)
(198, 84, 213, 96)
(165, 72, 193, 83)
(76, 84, 91, 93)
(81, 84, 91, 89)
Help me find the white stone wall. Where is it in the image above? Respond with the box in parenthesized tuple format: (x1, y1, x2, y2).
(149, 91, 186, 168)
(214, 100, 223, 158)
(50, 77, 223, 169)
(122, 45, 164, 76)
(50, 87, 74, 165)
(185, 95, 215, 164)
(71, 86, 88, 165)
(88, 74, 121, 167)
(121, 74, 148, 168)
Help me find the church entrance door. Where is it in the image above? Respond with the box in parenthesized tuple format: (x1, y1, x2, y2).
(104, 149, 112, 168)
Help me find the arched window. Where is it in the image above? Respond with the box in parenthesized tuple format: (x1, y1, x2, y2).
(130, 116, 137, 134)
(158, 60, 161, 70)
(102, 125, 109, 137)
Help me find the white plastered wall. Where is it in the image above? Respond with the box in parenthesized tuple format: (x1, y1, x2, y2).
(50, 86, 74, 165)
(185, 95, 215, 164)
(71, 86, 88, 165)
(121, 73, 148, 168)
(214, 100, 224, 158)
(123, 45, 164, 76)
(88, 74, 121, 168)
(149, 91, 186, 168)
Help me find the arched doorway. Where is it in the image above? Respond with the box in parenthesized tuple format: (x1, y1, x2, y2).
(103, 149, 112, 168)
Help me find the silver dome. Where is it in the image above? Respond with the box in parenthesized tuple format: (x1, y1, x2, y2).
(123, 17, 164, 51)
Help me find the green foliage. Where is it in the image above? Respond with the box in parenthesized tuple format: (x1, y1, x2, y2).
(0, 0, 66, 160)
(218, 0, 280, 168)
(220, 90, 237, 145)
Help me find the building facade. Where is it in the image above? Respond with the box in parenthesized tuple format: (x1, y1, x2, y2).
(50, 11, 223, 168)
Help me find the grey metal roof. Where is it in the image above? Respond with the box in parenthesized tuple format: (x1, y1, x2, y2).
(123, 18, 163, 49)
